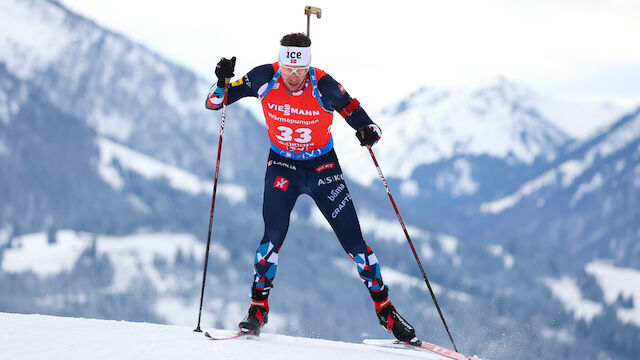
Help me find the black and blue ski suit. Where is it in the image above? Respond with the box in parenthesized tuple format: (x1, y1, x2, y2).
(206, 63, 385, 294)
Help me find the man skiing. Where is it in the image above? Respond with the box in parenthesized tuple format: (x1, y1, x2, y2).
(205, 33, 416, 343)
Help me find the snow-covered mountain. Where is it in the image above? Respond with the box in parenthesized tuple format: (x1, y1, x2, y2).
(334, 77, 627, 187)
(1, 1, 639, 360)
(480, 108, 640, 265)
(0, 0, 265, 181)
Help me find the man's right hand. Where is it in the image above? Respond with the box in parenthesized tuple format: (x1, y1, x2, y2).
(215, 57, 236, 87)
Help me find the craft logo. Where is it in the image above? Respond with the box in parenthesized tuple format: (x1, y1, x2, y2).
(273, 176, 290, 191)
(331, 193, 352, 218)
(315, 162, 335, 173)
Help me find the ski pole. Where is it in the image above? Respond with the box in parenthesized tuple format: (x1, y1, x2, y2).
(304, 6, 322, 38)
(365, 144, 459, 352)
(194, 77, 230, 333)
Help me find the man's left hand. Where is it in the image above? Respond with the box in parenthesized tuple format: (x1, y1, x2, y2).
(356, 124, 381, 147)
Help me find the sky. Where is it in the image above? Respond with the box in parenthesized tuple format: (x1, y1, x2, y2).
(59, 0, 640, 113)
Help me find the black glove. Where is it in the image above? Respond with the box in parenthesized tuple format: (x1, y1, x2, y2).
(356, 124, 381, 147)
(215, 56, 236, 88)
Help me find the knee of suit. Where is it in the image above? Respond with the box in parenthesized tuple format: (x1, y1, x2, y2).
(262, 230, 286, 247)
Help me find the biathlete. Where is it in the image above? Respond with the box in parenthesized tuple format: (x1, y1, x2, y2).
(205, 32, 416, 343)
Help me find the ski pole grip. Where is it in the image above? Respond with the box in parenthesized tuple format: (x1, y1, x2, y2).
(359, 129, 372, 149)
(305, 6, 322, 18)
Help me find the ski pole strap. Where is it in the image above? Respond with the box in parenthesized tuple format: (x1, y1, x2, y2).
(338, 98, 360, 119)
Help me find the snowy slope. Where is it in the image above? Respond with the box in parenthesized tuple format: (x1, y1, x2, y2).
(0, 313, 475, 360)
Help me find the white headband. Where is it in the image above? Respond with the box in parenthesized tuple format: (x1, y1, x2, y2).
(278, 46, 311, 67)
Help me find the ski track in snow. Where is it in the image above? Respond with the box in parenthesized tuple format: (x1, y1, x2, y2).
(0, 313, 464, 360)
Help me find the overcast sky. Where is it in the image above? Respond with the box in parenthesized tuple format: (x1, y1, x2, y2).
(60, 0, 640, 112)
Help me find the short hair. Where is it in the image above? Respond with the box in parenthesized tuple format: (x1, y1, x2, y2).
(280, 33, 311, 47)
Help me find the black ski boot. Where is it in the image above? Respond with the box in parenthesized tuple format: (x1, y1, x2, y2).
(371, 286, 417, 343)
(238, 288, 269, 335)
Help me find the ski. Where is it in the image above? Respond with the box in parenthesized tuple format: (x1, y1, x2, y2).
(363, 339, 478, 360)
(204, 330, 257, 341)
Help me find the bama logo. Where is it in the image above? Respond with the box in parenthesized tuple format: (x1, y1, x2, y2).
(267, 103, 320, 117)
(315, 162, 335, 173)
(273, 176, 290, 191)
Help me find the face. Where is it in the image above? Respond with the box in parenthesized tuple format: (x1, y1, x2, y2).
(280, 64, 309, 92)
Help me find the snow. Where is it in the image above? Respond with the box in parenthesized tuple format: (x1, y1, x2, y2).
(0, 312, 470, 360)
(310, 208, 434, 246)
(400, 179, 420, 198)
(382, 267, 439, 294)
(534, 98, 628, 139)
(0, 230, 216, 296)
(96, 232, 206, 293)
(569, 172, 604, 207)
(481, 111, 640, 214)
(585, 261, 640, 327)
(0, 0, 76, 78)
(543, 276, 603, 323)
(480, 170, 557, 214)
(311, 209, 458, 266)
(358, 211, 431, 245)
(332, 257, 472, 305)
(540, 327, 574, 344)
(89, 110, 134, 141)
(0, 225, 12, 247)
(486, 245, 514, 269)
(97, 137, 247, 204)
(438, 235, 458, 256)
(332, 77, 582, 187)
(435, 159, 479, 198)
(0, 71, 26, 125)
(0, 139, 8, 156)
(2, 231, 92, 276)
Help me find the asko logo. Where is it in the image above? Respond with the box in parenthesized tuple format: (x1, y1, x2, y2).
(315, 162, 335, 173)
(273, 176, 290, 191)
